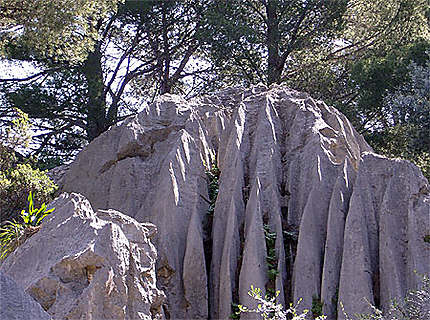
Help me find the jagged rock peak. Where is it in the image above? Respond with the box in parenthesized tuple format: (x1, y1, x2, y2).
(57, 84, 429, 319)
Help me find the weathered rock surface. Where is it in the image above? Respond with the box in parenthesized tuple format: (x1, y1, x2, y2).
(47, 164, 69, 186)
(59, 84, 429, 319)
(0, 193, 165, 320)
(1, 271, 51, 320)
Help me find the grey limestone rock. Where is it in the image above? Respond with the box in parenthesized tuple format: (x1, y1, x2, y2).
(59, 84, 429, 319)
(47, 164, 69, 186)
(0, 271, 51, 320)
(0, 193, 165, 320)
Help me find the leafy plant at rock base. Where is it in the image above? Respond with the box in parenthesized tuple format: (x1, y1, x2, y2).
(0, 108, 58, 224)
(205, 159, 220, 217)
(20, 191, 55, 227)
(341, 275, 430, 320)
(0, 220, 24, 261)
(311, 295, 324, 318)
(231, 302, 241, 319)
(237, 286, 327, 320)
(0, 162, 58, 224)
(264, 223, 279, 307)
(264, 224, 278, 280)
(0, 192, 55, 261)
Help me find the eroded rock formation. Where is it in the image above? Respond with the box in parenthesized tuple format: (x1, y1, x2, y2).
(58, 84, 429, 319)
(0, 193, 165, 320)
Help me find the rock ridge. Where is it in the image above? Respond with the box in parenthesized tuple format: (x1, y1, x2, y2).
(56, 84, 429, 319)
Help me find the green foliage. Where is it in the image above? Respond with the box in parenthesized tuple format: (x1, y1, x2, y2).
(342, 0, 429, 52)
(374, 53, 429, 180)
(340, 40, 429, 133)
(264, 224, 279, 282)
(0, 0, 124, 63)
(299, 2, 429, 180)
(2, 69, 89, 161)
(311, 295, 324, 318)
(20, 192, 55, 227)
(283, 229, 299, 242)
(230, 303, 241, 319)
(0, 0, 428, 172)
(412, 153, 430, 182)
(237, 286, 327, 320)
(4, 108, 32, 150)
(371, 129, 430, 181)
(205, 160, 220, 216)
(342, 275, 430, 320)
(0, 220, 24, 261)
(0, 108, 32, 171)
(202, 0, 348, 85)
(0, 163, 58, 223)
(0, 192, 55, 261)
(337, 41, 430, 180)
(1, 0, 214, 158)
(424, 235, 430, 243)
(0, 108, 58, 223)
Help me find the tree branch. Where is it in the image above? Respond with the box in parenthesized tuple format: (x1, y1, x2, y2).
(0, 67, 63, 83)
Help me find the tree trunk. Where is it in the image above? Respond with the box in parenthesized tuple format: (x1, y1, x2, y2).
(160, 77, 171, 94)
(266, 0, 282, 85)
(159, 2, 172, 95)
(82, 46, 107, 141)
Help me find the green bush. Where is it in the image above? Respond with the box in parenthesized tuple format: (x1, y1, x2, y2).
(205, 159, 220, 216)
(311, 295, 324, 318)
(0, 163, 57, 223)
(353, 275, 430, 320)
(0, 192, 55, 261)
(237, 286, 327, 320)
(264, 224, 279, 300)
(0, 220, 24, 261)
(0, 108, 58, 224)
(238, 275, 430, 320)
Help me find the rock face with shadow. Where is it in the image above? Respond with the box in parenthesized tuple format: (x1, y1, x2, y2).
(1, 271, 51, 320)
(0, 193, 165, 320)
(58, 84, 429, 319)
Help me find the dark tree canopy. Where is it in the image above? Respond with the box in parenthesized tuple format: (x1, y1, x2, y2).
(201, 0, 348, 86)
(0, 0, 215, 163)
(0, 0, 428, 176)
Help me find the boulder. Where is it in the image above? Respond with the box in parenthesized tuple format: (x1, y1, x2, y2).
(0, 271, 51, 320)
(0, 193, 165, 320)
(59, 84, 429, 319)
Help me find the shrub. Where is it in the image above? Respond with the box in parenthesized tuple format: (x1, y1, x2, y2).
(0, 108, 58, 223)
(342, 275, 430, 320)
(0, 220, 24, 261)
(311, 295, 324, 318)
(237, 286, 326, 320)
(0, 163, 57, 223)
(238, 276, 430, 320)
(205, 159, 220, 216)
(0, 192, 55, 261)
